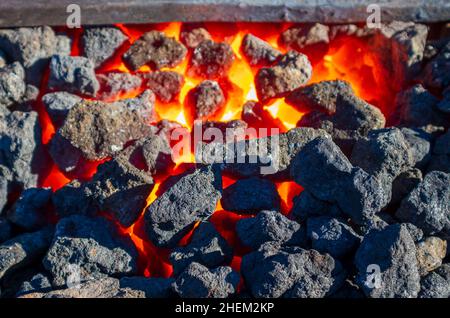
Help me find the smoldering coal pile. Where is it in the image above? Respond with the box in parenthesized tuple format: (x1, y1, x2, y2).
(0, 21, 449, 299)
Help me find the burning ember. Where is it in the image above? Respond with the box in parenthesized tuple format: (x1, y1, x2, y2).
(0, 20, 449, 299)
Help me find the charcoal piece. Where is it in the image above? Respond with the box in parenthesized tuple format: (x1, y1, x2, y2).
(241, 243, 345, 298)
(186, 80, 225, 121)
(170, 222, 232, 275)
(427, 130, 450, 173)
(0, 62, 26, 109)
(144, 71, 184, 103)
(48, 133, 83, 173)
(285, 80, 353, 115)
(390, 168, 422, 206)
(180, 27, 211, 49)
(118, 277, 175, 298)
(82, 27, 127, 68)
(241, 34, 280, 66)
(16, 272, 52, 296)
(236, 210, 303, 249)
(416, 237, 447, 276)
(43, 215, 138, 287)
(424, 41, 450, 90)
(172, 262, 239, 298)
(400, 127, 432, 169)
(298, 92, 386, 155)
(307, 217, 361, 259)
(189, 40, 234, 79)
(0, 217, 12, 243)
(52, 179, 96, 218)
(0, 110, 44, 189)
(419, 264, 450, 298)
(396, 171, 450, 235)
(221, 177, 280, 213)
(7, 187, 51, 230)
(42, 92, 82, 127)
(144, 165, 222, 248)
(350, 128, 414, 181)
(0, 227, 54, 280)
(89, 157, 154, 227)
(96, 72, 142, 101)
(255, 50, 312, 102)
(0, 27, 71, 85)
(48, 55, 99, 96)
(355, 224, 420, 298)
(290, 190, 343, 221)
(123, 31, 187, 71)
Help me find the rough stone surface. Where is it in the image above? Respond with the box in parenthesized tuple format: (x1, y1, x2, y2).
(82, 27, 127, 68)
(419, 264, 450, 298)
(0, 217, 12, 243)
(424, 41, 450, 90)
(281, 23, 330, 51)
(189, 40, 234, 79)
(255, 50, 312, 102)
(96, 72, 143, 101)
(172, 262, 239, 298)
(43, 215, 138, 287)
(396, 171, 450, 235)
(16, 272, 52, 296)
(290, 190, 343, 221)
(416, 237, 447, 276)
(221, 177, 280, 214)
(124, 31, 187, 71)
(144, 71, 184, 103)
(48, 55, 100, 96)
(52, 179, 96, 218)
(186, 80, 225, 122)
(241, 34, 280, 66)
(390, 168, 423, 206)
(42, 92, 82, 127)
(236, 210, 304, 249)
(0, 62, 26, 109)
(180, 27, 211, 49)
(144, 165, 222, 248)
(400, 127, 432, 169)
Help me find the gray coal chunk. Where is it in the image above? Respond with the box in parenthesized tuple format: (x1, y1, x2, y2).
(255, 50, 312, 102)
(290, 190, 344, 221)
(96, 72, 142, 101)
(419, 264, 450, 298)
(354, 224, 421, 298)
(43, 215, 138, 287)
(189, 40, 234, 79)
(0, 110, 45, 189)
(424, 41, 450, 90)
(400, 127, 432, 169)
(42, 92, 82, 127)
(116, 89, 156, 122)
(396, 171, 450, 235)
(221, 177, 280, 213)
(82, 27, 127, 68)
(186, 80, 225, 121)
(427, 130, 450, 174)
(0, 226, 54, 280)
(123, 31, 187, 71)
(241, 243, 345, 298)
(390, 168, 423, 206)
(48, 55, 100, 96)
(170, 221, 232, 275)
(241, 34, 280, 66)
(16, 272, 52, 296)
(144, 165, 222, 248)
(0, 27, 71, 85)
(89, 157, 154, 227)
(52, 179, 96, 218)
(298, 92, 386, 155)
(144, 71, 184, 103)
(172, 262, 239, 298)
(7, 187, 52, 230)
(47, 133, 83, 174)
(281, 23, 330, 50)
(415, 237, 447, 276)
(0, 217, 12, 243)
(236, 210, 304, 249)
(285, 80, 353, 115)
(0, 62, 26, 109)
(307, 216, 361, 259)
(350, 128, 414, 181)
(180, 27, 212, 49)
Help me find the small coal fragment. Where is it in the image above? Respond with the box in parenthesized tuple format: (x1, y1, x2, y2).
(416, 237, 447, 276)
(89, 157, 154, 227)
(400, 127, 432, 169)
(189, 40, 234, 79)
(144, 165, 222, 248)
(307, 217, 361, 259)
(42, 92, 82, 127)
(180, 27, 211, 49)
(424, 41, 450, 89)
(52, 179, 96, 218)
(390, 168, 423, 205)
(285, 80, 353, 115)
(0, 217, 12, 243)
(290, 190, 343, 221)
(419, 264, 450, 298)
(186, 80, 225, 122)
(236, 210, 304, 249)
(96, 72, 142, 101)
(7, 187, 52, 231)
(427, 130, 450, 173)
(355, 224, 420, 298)
(123, 31, 187, 71)
(255, 50, 312, 102)
(82, 27, 127, 68)
(0, 227, 54, 280)
(172, 262, 239, 298)
(0, 62, 26, 109)
(241, 243, 345, 298)
(396, 171, 450, 235)
(170, 222, 232, 275)
(281, 23, 330, 53)
(241, 34, 280, 66)
(16, 272, 52, 296)
(43, 215, 138, 287)
(221, 177, 280, 213)
(143, 71, 184, 103)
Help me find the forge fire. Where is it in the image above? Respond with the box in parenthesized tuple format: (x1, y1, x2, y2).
(0, 20, 449, 299)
